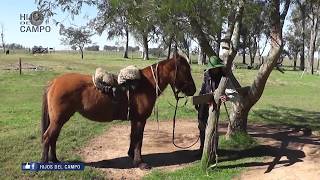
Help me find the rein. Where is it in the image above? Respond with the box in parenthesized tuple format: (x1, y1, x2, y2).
(150, 59, 199, 149)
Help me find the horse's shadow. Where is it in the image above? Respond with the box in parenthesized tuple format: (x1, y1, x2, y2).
(84, 150, 200, 169)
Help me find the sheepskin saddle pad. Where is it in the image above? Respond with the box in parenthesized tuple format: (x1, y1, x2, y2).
(92, 66, 141, 96)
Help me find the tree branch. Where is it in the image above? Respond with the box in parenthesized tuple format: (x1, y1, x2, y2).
(248, 0, 285, 105)
(280, 0, 291, 28)
(189, 17, 217, 57)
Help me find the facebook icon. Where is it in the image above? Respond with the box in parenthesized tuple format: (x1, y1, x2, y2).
(22, 162, 37, 171)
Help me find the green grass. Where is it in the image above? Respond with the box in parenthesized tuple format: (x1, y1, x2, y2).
(0, 52, 319, 179)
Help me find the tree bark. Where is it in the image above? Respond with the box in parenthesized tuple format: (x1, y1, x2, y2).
(142, 33, 149, 60)
(123, 27, 129, 59)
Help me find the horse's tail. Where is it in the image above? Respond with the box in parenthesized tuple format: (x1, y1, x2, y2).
(41, 83, 51, 143)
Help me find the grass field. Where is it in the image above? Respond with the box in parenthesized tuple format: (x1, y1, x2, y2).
(0, 52, 319, 179)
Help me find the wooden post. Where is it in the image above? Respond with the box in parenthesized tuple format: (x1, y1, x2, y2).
(19, 58, 22, 75)
(200, 77, 228, 171)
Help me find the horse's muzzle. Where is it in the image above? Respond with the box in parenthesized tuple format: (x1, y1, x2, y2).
(183, 82, 196, 96)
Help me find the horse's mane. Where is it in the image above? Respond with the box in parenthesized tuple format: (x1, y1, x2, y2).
(141, 52, 189, 72)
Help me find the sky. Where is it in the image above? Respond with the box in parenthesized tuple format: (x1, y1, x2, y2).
(0, 0, 296, 55)
(0, 0, 140, 50)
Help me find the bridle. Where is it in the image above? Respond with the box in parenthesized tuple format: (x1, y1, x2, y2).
(150, 58, 199, 149)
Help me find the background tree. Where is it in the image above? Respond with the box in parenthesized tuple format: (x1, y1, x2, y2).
(71, 45, 77, 51)
(91, 0, 131, 58)
(296, 0, 307, 71)
(285, 25, 302, 70)
(306, 0, 320, 74)
(1, 23, 5, 53)
(85, 45, 99, 51)
(60, 26, 93, 60)
(240, 1, 267, 67)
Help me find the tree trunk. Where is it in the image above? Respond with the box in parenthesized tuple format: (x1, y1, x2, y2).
(226, 101, 249, 137)
(201, 77, 228, 170)
(307, 8, 319, 75)
(249, 51, 254, 67)
(293, 54, 297, 71)
(242, 35, 246, 64)
(248, 37, 257, 67)
(200, 1, 244, 170)
(317, 50, 320, 71)
(259, 36, 268, 65)
(79, 47, 84, 60)
(198, 46, 202, 65)
(198, 46, 207, 65)
(300, 5, 306, 71)
(216, 26, 222, 56)
(123, 28, 129, 59)
(167, 36, 173, 59)
(143, 34, 149, 60)
(1, 25, 5, 53)
(202, 51, 207, 64)
(227, 0, 287, 136)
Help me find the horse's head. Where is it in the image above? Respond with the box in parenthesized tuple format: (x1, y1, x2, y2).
(170, 53, 196, 96)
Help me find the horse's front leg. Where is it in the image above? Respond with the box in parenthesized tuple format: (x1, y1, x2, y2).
(128, 119, 150, 169)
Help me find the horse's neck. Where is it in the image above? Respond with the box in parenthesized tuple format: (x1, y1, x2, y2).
(142, 60, 173, 96)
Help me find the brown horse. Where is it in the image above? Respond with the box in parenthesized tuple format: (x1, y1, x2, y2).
(41, 53, 196, 169)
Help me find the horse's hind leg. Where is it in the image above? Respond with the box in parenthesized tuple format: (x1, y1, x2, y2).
(42, 120, 66, 162)
(41, 138, 49, 162)
(48, 123, 63, 162)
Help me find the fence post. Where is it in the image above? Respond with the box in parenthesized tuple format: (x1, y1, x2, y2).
(19, 58, 22, 75)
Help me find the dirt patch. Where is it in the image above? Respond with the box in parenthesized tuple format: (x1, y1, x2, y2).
(235, 124, 320, 180)
(79, 121, 320, 180)
(79, 120, 200, 179)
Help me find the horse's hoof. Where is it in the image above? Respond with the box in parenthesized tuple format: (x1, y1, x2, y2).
(128, 151, 134, 159)
(51, 159, 60, 163)
(138, 162, 151, 170)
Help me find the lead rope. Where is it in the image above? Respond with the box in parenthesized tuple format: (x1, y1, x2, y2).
(171, 91, 200, 149)
(170, 59, 199, 149)
(150, 64, 161, 133)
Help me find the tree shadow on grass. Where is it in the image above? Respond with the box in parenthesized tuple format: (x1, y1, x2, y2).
(252, 106, 320, 131)
(217, 128, 309, 173)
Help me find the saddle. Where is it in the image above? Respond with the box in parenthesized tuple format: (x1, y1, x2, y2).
(92, 66, 141, 97)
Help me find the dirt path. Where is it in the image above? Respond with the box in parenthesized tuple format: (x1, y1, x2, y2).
(79, 120, 320, 180)
(236, 124, 320, 180)
(79, 120, 200, 179)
